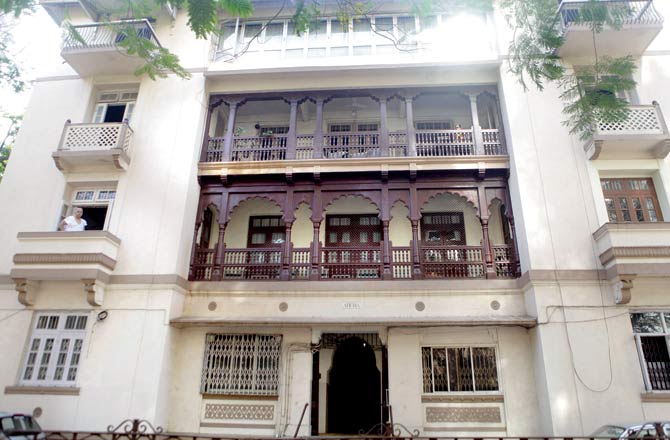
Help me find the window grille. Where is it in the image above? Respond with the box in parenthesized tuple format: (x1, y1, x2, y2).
(201, 334, 282, 396)
(421, 346, 499, 393)
(20, 312, 88, 386)
(601, 178, 662, 223)
(631, 312, 670, 390)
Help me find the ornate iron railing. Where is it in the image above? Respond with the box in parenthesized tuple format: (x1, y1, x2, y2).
(558, 0, 663, 33)
(62, 19, 161, 51)
(58, 121, 133, 153)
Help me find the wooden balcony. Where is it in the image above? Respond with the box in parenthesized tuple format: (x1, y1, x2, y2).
(585, 103, 670, 160)
(190, 243, 517, 282)
(200, 88, 509, 174)
(557, 0, 663, 58)
(189, 171, 519, 283)
(52, 120, 133, 172)
(61, 19, 161, 76)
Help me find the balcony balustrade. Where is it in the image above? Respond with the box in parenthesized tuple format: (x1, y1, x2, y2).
(190, 243, 516, 281)
(52, 120, 133, 172)
(585, 103, 670, 159)
(557, 0, 663, 58)
(61, 19, 161, 76)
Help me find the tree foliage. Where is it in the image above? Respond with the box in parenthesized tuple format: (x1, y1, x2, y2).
(0, 113, 21, 181)
(1, 0, 645, 140)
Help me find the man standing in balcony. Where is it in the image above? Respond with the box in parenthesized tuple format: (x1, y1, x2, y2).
(59, 207, 87, 231)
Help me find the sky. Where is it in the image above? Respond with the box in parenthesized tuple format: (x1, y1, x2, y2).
(1, 7, 62, 138)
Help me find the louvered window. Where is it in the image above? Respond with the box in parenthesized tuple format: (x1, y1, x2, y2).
(421, 346, 499, 393)
(20, 312, 88, 386)
(631, 312, 670, 390)
(201, 334, 282, 396)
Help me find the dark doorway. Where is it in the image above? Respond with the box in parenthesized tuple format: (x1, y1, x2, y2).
(326, 336, 381, 434)
(104, 104, 126, 123)
(81, 206, 107, 231)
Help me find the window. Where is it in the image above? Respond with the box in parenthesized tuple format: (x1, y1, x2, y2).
(421, 212, 466, 245)
(62, 187, 117, 231)
(421, 346, 499, 393)
(631, 312, 670, 391)
(416, 121, 453, 130)
(326, 214, 382, 247)
(93, 90, 137, 124)
(247, 216, 285, 247)
(201, 334, 282, 396)
(601, 178, 663, 223)
(20, 312, 88, 387)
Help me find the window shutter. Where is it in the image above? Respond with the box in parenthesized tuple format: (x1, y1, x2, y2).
(93, 103, 107, 123)
(123, 102, 135, 123)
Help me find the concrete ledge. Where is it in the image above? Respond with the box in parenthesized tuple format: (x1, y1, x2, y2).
(4, 385, 80, 396)
(17, 231, 121, 245)
(640, 392, 670, 402)
(202, 393, 279, 401)
(13, 252, 116, 270)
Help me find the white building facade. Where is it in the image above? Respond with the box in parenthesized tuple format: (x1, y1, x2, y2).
(1, 0, 670, 436)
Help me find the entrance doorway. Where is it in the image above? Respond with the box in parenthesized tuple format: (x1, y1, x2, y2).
(311, 333, 387, 435)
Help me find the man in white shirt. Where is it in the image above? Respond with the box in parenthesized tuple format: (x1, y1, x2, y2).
(59, 207, 87, 231)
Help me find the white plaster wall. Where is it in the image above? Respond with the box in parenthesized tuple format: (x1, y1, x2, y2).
(0, 285, 182, 430)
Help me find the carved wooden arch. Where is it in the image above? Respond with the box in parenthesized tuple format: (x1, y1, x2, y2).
(418, 189, 480, 216)
(486, 197, 505, 217)
(196, 194, 221, 224)
(321, 191, 382, 217)
(225, 193, 285, 223)
(389, 191, 411, 220)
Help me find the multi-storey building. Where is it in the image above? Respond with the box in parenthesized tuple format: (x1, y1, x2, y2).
(1, 0, 670, 436)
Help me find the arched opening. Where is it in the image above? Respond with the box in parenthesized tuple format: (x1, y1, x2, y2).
(321, 195, 382, 279)
(326, 337, 381, 434)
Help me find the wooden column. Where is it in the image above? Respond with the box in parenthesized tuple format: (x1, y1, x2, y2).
(382, 220, 392, 279)
(410, 219, 422, 279)
(222, 101, 239, 162)
(310, 220, 321, 280)
(404, 96, 417, 156)
(213, 189, 229, 281)
(286, 98, 299, 160)
(481, 217, 495, 278)
(188, 221, 202, 280)
(281, 222, 293, 280)
(313, 97, 324, 159)
(199, 105, 214, 163)
(378, 95, 390, 157)
(468, 92, 485, 155)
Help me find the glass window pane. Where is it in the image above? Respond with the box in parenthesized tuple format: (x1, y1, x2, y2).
(307, 19, 327, 45)
(342, 232, 350, 243)
(329, 232, 337, 243)
(639, 336, 670, 390)
(331, 18, 349, 44)
(631, 312, 663, 333)
(448, 347, 474, 391)
(472, 347, 498, 391)
(421, 347, 433, 393)
(432, 348, 448, 392)
(360, 231, 368, 243)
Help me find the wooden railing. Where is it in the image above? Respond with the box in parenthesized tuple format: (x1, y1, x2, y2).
(203, 128, 505, 162)
(58, 120, 133, 153)
(62, 19, 161, 51)
(416, 129, 475, 156)
(323, 132, 381, 159)
(190, 244, 518, 281)
(420, 245, 486, 279)
(320, 246, 383, 279)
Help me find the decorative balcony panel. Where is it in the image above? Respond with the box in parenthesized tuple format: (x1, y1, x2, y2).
(52, 121, 133, 172)
(557, 0, 663, 58)
(593, 222, 670, 303)
(10, 231, 121, 306)
(585, 103, 670, 160)
(61, 19, 161, 76)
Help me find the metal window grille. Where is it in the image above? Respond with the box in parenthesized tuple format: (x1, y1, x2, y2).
(21, 312, 88, 387)
(631, 312, 670, 391)
(201, 334, 282, 396)
(421, 346, 499, 393)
